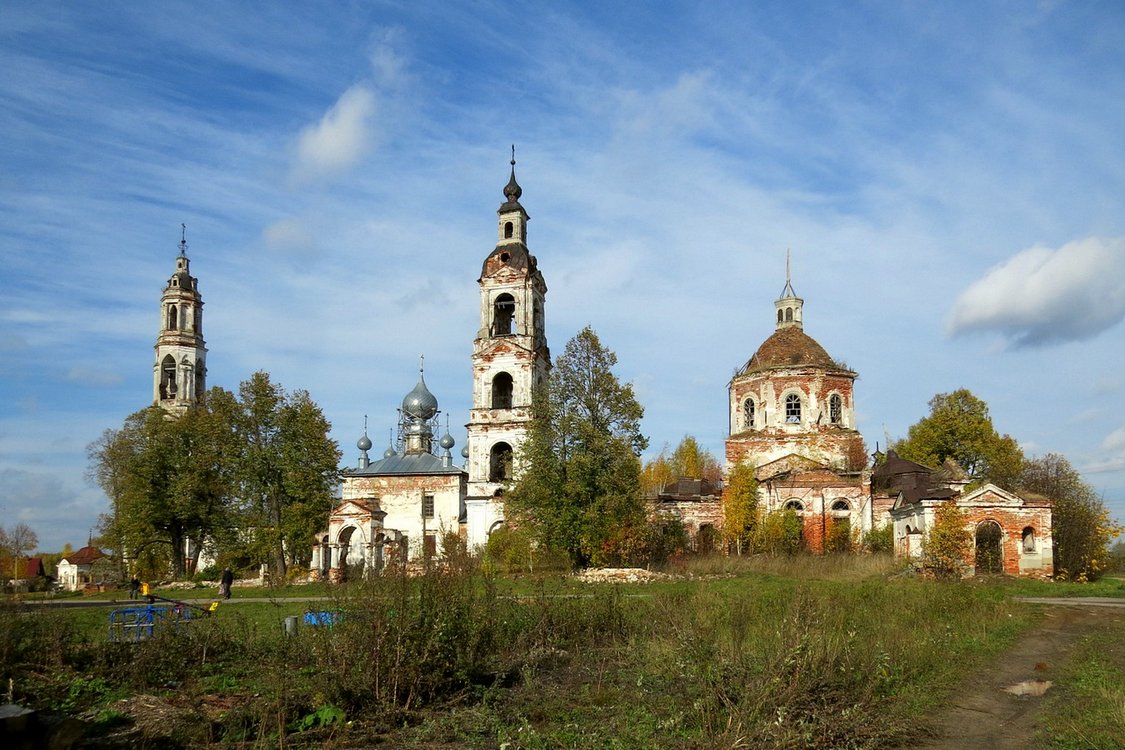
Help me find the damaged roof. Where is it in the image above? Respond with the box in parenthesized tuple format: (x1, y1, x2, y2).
(739, 326, 850, 375)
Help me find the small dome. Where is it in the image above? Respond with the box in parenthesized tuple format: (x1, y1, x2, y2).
(357, 434, 372, 451)
(503, 168, 522, 203)
(401, 375, 438, 419)
(439, 432, 455, 450)
(384, 444, 396, 459)
(740, 327, 846, 374)
(461, 445, 470, 459)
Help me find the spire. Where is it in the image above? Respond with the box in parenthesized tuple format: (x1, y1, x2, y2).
(774, 249, 804, 330)
(503, 144, 523, 204)
(179, 223, 188, 257)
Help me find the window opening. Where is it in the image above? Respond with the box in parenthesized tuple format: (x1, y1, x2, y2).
(491, 372, 514, 409)
(785, 307, 793, 322)
(423, 533, 437, 559)
(489, 443, 513, 482)
(777, 309, 783, 324)
(742, 398, 755, 429)
(504, 221, 514, 239)
(167, 304, 177, 330)
(1022, 527, 1036, 553)
(422, 494, 434, 519)
(785, 393, 801, 423)
(784, 500, 804, 511)
(829, 394, 843, 425)
(159, 354, 177, 399)
(831, 499, 850, 512)
(975, 521, 1003, 574)
(493, 294, 515, 336)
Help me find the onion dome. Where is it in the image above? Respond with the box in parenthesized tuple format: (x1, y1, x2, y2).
(461, 445, 470, 459)
(384, 444, 396, 458)
(357, 434, 373, 451)
(439, 432, 455, 450)
(402, 374, 438, 420)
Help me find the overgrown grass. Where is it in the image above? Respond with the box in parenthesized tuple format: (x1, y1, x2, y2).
(0, 558, 1042, 748)
(1039, 625, 1125, 749)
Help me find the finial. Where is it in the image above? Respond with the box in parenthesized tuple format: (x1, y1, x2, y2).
(364, 414, 368, 432)
(786, 248, 791, 285)
(511, 144, 516, 167)
(780, 248, 797, 298)
(419, 353, 425, 376)
(504, 146, 523, 202)
(179, 223, 188, 256)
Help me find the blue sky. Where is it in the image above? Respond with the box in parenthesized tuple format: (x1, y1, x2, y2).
(2, 1, 1124, 552)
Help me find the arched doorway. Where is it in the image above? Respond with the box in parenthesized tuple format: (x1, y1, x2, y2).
(975, 521, 1003, 574)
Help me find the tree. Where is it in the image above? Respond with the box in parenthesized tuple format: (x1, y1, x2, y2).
(90, 398, 236, 579)
(2, 523, 39, 579)
(1019, 454, 1122, 582)
(722, 462, 759, 554)
(923, 500, 970, 579)
(895, 389, 1023, 488)
(231, 372, 341, 580)
(507, 327, 648, 568)
(641, 435, 722, 495)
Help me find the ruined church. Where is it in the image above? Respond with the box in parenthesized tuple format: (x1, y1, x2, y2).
(151, 156, 1054, 579)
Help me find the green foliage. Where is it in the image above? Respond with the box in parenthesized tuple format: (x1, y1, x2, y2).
(862, 523, 894, 554)
(641, 436, 722, 496)
(895, 388, 1024, 488)
(1019, 453, 1123, 582)
(923, 500, 971, 579)
(507, 327, 648, 568)
(1038, 627, 1125, 749)
(722, 462, 759, 554)
(755, 509, 803, 555)
(824, 515, 854, 553)
(292, 704, 345, 731)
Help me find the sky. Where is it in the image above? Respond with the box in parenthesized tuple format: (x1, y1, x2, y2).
(2, 1, 1124, 552)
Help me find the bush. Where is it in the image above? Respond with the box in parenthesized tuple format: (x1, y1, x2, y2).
(924, 500, 970, 579)
(755, 509, 804, 555)
(863, 523, 894, 554)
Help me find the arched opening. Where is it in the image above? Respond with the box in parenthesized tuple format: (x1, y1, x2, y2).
(785, 307, 793, 322)
(829, 394, 843, 425)
(488, 519, 506, 536)
(1022, 526, 1036, 553)
(504, 221, 514, 239)
(777, 309, 783, 324)
(338, 526, 364, 580)
(785, 393, 802, 423)
(784, 499, 804, 512)
(696, 524, 719, 554)
(493, 293, 515, 336)
(195, 358, 205, 401)
(489, 442, 513, 482)
(159, 354, 177, 399)
(167, 304, 178, 330)
(491, 372, 514, 409)
(742, 398, 755, 429)
(831, 499, 850, 512)
(975, 521, 1003, 574)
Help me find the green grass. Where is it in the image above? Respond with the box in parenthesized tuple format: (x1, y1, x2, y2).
(1039, 625, 1125, 749)
(1, 557, 1052, 748)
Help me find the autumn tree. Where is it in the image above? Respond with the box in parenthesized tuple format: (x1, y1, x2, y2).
(1019, 453, 1122, 581)
(722, 462, 759, 555)
(91, 398, 237, 578)
(642, 435, 722, 495)
(228, 372, 341, 580)
(923, 500, 971, 579)
(507, 326, 648, 568)
(895, 389, 1023, 488)
(1, 523, 39, 579)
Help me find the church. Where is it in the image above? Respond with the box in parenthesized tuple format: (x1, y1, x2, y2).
(150, 154, 1054, 579)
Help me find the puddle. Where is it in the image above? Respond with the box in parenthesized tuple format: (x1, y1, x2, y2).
(1003, 679, 1053, 697)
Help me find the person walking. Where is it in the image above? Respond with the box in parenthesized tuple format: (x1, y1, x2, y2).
(220, 567, 234, 600)
(129, 574, 140, 600)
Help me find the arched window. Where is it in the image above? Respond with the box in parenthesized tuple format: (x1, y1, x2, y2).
(831, 499, 850, 512)
(489, 442, 513, 482)
(785, 393, 802, 423)
(785, 307, 793, 322)
(777, 309, 783, 324)
(159, 354, 177, 399)
(491, 372, 513, 409)
(493, 293, 515, 336)
(829, 394, 842, 425)
(504, 221, 514, 239)
(1022, 527, 1036, 553)
(742, 398, 755, 429)
(784, 499, 804, 511)
(167, 304, 178, 330)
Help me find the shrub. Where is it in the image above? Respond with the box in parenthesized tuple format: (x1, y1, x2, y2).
(863, 523, 894, 554)
(924, 500, 970, 579)
(755, 509, 803, 555)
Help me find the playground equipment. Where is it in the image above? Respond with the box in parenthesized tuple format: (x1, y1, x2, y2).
(107, 593, 216, 642)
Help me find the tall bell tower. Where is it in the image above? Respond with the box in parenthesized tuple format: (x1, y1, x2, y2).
(153, 226, 207, 414)
(464, 150, 550, 548)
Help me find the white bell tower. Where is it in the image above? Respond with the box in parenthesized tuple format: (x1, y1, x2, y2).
(464, 150, 550, 548)
(153, 225, 207, 414)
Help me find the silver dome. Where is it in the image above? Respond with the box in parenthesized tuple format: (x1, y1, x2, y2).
(401, 376, 438, 420)
(439, 432, 455, 450)
(357, 434, 373, 451)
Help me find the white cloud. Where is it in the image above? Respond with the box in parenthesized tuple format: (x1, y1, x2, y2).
(290, 84, 376, 183)
(1104, 427, 1125, 453)
(65, 367, 124, 387)
(948, 237, 1125, 346)
(263, 217, 318, 259)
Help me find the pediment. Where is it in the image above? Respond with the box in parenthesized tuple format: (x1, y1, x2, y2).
(960, 483, 1024, 507)
(330, 498, 377, 521)
(755, 453, 831, 481)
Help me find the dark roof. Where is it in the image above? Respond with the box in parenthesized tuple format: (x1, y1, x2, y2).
(739, 326, 849, 374)
(63, 546, 105, 565)
(2, 556, 46, 578)
(875, 451, 960, 505)
(658, 477, 720, 499)
(872, 450, 934, 481)
(345, 451, 466, 477)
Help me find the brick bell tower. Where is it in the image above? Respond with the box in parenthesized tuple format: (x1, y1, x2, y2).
(153, 225, 207, 414)
(464, 149, 551, 549)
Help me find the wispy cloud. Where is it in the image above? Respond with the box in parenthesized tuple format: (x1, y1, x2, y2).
(290, 84, 377, 184)
(947, 237, 1125, 347)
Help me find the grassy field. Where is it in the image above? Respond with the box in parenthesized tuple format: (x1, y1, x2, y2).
(1, 556, 1118, 748)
